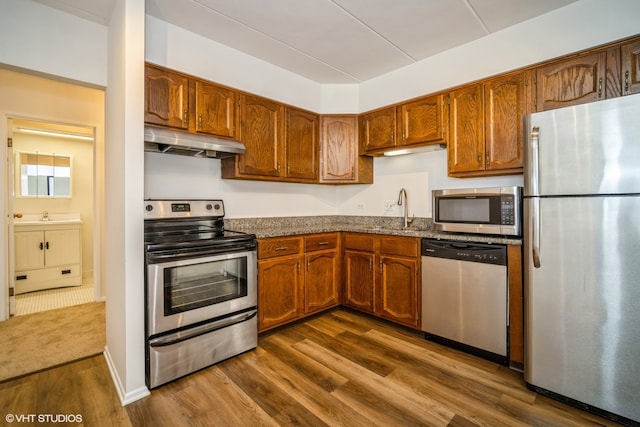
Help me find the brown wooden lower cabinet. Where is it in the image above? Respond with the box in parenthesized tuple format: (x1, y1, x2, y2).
(257, 233, 340, 332)
(258, 231, 523, 367)
(343, 233, 421, 329)
(507, 244, 524, 368)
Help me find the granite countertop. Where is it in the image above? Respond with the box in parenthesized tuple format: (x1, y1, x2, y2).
(225, 216, 522, 246)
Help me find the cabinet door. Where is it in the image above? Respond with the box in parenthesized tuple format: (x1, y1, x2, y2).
(535, 51, 607, 111)
(344, 250, 375, 313)
(304, 250, 340, 315)
(622, 39, 640, 95)
(195, 81, 238, 138)
(144, 65, 190, 130)
(377, 255, 419, 328)
(285, 108, 319, 182)
(236, 95, 285, 178)
(45, 229, 81, 267)
(448, 84, 485, 175)
(14, 231, 45, 270)
(397, 94, 446, 146)
(485, 72, 526, 172)
(361, 107, 396, 152)
(258, 256, 301, 331)
(320, 116, 358, 182)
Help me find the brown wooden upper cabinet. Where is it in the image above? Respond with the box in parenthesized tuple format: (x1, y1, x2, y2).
(194, 81, 238, 138)
(285, 107, 319, 182)
(222, 94, 285, 180)
(145, 65, 191, 131)
(396, 94, 447, 147)
(622, 39, 640, 95)
(145, 64, 239, 139)
(448, 71, 528, 177)
(534, 51, 608, 111)
(360, 107, 396, 153)
(320, 115, 373, 184)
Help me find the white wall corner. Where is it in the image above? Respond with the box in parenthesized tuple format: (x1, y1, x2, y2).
(103, 346, 150, 406)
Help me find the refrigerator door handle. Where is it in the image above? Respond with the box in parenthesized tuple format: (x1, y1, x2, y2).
(532, 197, 541, 268)
(530, 126, 540, 196)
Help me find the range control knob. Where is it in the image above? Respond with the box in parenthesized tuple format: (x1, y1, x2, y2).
(214, 203, 221, 210)
(145, 204, 153, 212)
(205, 204, 213, 211)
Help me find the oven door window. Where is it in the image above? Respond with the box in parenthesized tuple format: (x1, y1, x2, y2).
(163, 257, 247, 316)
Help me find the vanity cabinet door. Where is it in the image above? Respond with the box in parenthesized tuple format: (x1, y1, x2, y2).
(14, 231, 45, 270)
(44, 229, 81, 267)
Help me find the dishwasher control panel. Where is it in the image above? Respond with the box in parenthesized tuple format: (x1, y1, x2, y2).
(421, 239, 507, 266)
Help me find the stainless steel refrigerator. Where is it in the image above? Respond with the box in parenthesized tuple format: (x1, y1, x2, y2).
(524, 93, 640, 425)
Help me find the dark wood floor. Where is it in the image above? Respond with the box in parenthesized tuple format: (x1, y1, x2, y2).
(0, 309, 619, 426)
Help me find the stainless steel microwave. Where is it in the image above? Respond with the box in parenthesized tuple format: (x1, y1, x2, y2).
(432, 186, 522, 236)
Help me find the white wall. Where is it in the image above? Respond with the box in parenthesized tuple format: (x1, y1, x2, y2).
(0, 0, 107, 87)
(144, 0, 640, 219)
(103, 0, 149, 405)
(359, 0, 640, 110)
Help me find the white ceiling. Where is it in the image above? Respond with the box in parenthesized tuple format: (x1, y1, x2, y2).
(35, 0, 578, 83)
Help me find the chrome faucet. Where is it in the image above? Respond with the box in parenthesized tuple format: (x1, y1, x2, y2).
(397, 188, 413, 229)
(42, 211, 49, 221)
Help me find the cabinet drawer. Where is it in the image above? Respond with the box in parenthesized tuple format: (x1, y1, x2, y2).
(379, 236, 419, 257)
(258, 237, 302, 259)
(304, 233, 339, 252)
(344, 233, 375, 252)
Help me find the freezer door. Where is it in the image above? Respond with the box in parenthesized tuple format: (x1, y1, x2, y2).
(524, 196, 640, 422)
(524, 93, 640, 197)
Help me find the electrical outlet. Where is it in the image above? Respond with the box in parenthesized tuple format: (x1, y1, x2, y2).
(356, 203, 365, 210)
(384, 200, 396, 209)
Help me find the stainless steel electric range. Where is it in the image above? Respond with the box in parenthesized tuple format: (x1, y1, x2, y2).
(143, 199, 257, 389)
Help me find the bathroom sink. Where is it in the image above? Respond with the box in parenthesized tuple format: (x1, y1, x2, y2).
(16, 219, 82, 225)
(14, 213, 82, 225)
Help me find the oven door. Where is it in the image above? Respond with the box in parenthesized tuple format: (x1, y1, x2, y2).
(147, 249, 257, 337)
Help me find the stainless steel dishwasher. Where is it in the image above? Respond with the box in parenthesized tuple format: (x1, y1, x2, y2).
(421, 238, 508, 365)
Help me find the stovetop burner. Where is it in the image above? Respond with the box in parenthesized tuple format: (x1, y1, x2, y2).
(144, 200, 256, 252)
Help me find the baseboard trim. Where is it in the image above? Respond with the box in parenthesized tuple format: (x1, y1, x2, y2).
(103, 346, 150, 406)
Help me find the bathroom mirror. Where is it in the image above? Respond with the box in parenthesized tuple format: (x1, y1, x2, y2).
(16, 151, 72, 197)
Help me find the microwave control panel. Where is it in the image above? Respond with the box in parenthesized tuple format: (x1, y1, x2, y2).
(500, 195, 516, 225)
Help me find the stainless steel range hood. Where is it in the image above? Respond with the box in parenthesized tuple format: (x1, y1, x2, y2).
(144, 126, 245, 159)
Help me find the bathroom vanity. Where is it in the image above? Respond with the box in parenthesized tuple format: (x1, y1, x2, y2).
(14, 216, 82, 294)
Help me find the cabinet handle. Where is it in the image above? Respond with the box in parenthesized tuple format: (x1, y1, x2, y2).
(598, 77, 603, 98)
(45, 242, 49, 250)
(307, 259, 310, 271)
(277, 162, 281, 174)
(369, 258, 372, 271)
(379, 259, 383, 273)
(297, 261, 300, 274)
(183, 110, 188, 125)
(61, 269, 72, 275)
(275, 247, 289, 251)
(287, 163, 290, 175)
(317, 242, 329, 246)
(39, 242, 44, 250)
(625, 71, 630, 93)
(16, 275, 27, 281)
(198, 113, 202, 129)
(477, 154, 482, 165)
(485, 153, 490, 167)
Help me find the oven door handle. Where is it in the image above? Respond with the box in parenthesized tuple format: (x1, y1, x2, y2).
(148, 309, 257, 347)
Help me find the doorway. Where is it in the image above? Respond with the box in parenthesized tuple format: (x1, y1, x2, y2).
(0, 67, 105, 320)
(10, 118, 96, 316)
